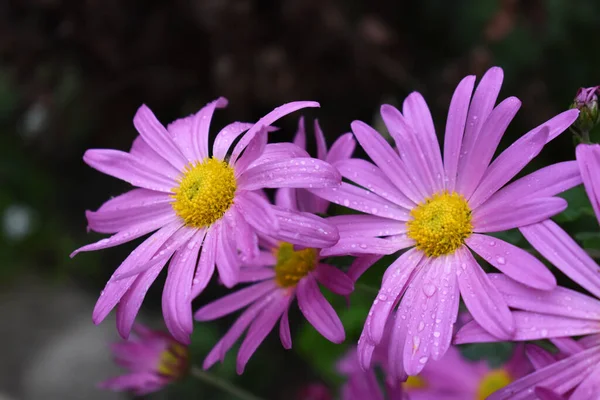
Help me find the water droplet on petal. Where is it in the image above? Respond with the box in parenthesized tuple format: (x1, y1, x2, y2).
(496, 256, 506, 265)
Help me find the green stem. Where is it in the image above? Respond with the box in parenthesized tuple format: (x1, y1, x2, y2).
(355, 282, 379, 295)
(189, 366, 266, 400)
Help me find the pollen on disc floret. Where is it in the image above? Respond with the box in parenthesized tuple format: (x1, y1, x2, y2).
(407, 190, 473, 257)
(171, 157, 237, 228)
(274, 242, 318, 288)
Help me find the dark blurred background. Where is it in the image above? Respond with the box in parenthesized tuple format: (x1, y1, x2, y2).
(1, 1, 599, 399)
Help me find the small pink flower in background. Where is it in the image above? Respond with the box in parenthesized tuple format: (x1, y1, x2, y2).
(72, 99, 343, 344)
(194, 187, 353, 374)
(296, 383, 333, 400)
(99, 324, 189, 395)
(311, 66, 581, 377)
(576, 143, 600, 224)
(571, 86, 600, 133)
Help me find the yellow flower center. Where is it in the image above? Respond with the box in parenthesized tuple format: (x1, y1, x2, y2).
(274, 242, 318, 288)
(476, 369, 512, 400)
(157, 343, 189, 379)
(404, 375, 428, 390)
(172, 157, 237, 228)
(407, 191, 472, 257)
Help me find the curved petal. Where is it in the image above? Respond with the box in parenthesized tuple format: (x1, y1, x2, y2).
(212, 122, 253, 160)
(238, 267, 275, 283)
(83, 149, 176, 192)
(215, 222, 241, 288)
(96, 188, 172, 212)
(456, 96, 522, 198)
(313, 263, 354, 296)
(314, 119, 328, 160)
(247, 143, 310, 170)
(293, 117, 306, 149)
(576, 143, 600, 224)
(86, 202, 174, 234)
(444, 75, 476, 191)
(525, 344, 557, 369)
(133, 104, 187, 170)
(274, 187, 298, 210)
(543, 109, 580, 142)
(230, 101, 320, 163)
(465, 234, 556, 290)
(129, 136, 181, 180)
(309, 182, 410, 221)
(233, 126, 268, 175)
(98, 372, 164, 395)
(520, 220, 600, 299)
(190, 226, 217, 299)
(279, 301, 293, 349)
(335, 158, 414, 209)
(468, 126, 549, 209)
(347, 254, 383, 282)
(456, 247, 515, 339)
(326, 132, 356, 164)
(272, 207, 339, 248)
(473, 197, 567, 233)
(297, 275, 345, 343)
(225, 209, 259, 261)
(235, 191, 280, 235)
(570, 363, 600, 400)
(328, 214, 406, 238)
(320, 235, 413, 257)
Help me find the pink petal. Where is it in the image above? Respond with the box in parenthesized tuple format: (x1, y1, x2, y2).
(319, 235, 413, 257)
(520, 220, 600, 299)
(86, 202, 174, 234)
(402, 92, 445, 192)
(477, 161, 582, 212)
(235, 191, 280, 235)
(314, 119, 328, 160)
(237, 157, 341, 191)
(238, 267, 275, 283)
(329, 214, 406, 238)
(295, 187, 329, 215)
(570, 363, 600, 400)
(230, 101, 320, 163)
(83, 149, 176, 192)
(132, 104, 187, 170)
(96, 188, 172, 212)
(326, 132, 356, 164)
(576, 143, 600, 224)
(309, 182, 411, 221)
(293, 117, 306, 149)
(279, 302, 293, 349)
(444, 75, 476, 191)
(247, 143, 310, 169)
(347, 254, 383, 282)
(227, 208, 259, 261)
(214, 222, 241, 288)
(456, 67, 504, 193)
(297, 275, 345, 343)
(526, 344, 557, 369)
(236, 291, 289, 374)
(98, 372, 164, 394)
(274, 187, 298, 210)
(233, 126, 268, 175)
(543, 109, 580, 142)
(551, 337, 585, 356)
(456, 247, 515, 339)
(129, 136, 181, 179)
(350, 120, 424, 203)
(473, 197, 567, 233)
(168, 97, 228, 162)
(335, 158, 415, 209)
(162, 230, 204, 344)
(468, 125, 549, 209)
(189, 226, 217, 299)
(212, 122, 253, 160)
(488, 273, 600, 321)
(456, 96, 521, 198)
(272, 207, 339, 248)
(466, 234, 556, 290)
(313, 263, 354, 296)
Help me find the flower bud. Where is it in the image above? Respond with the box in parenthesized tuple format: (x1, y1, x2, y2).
(571, 86, 600, 133)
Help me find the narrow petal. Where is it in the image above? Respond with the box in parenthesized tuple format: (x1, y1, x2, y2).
(520, 220, 600, 298)
(212, 122, 253, 160)
(226, 208, 259, 261)
(365, 248, 423, 344)
(488, 346, 600, 400)
(478, 161, 582, 212)
(190, 226, 217, 300)
(535, 387, 567, 400)
(350, 120, 423, 203)
(86, 202, 174, 234)
(543, 109, 580, 142)
(238, 157, 341, 191)
(83, 149, 176, 192)
(328, 214, 406, 238)
(230, 101, 320, 163)
(326, 132, 356, 164)
(162, 230, 204, 344)
(468, 126, 549, 209)
(133, 104, 187, 170)
(274, 187, 298, 210)
(466, 234, 556, 290)
(576, 143, 600, 224)
(247, 143, 310, 170)
(297, 275, 345, 343)
(98, 372, 164, 394)
(525, 344, 557, 369)
(272, 207, 339, 248)
(456, 247, 515, 339)
(444, 75, 476, 191)
(347, 254, 383, 282)
(488, 273, 600, 321)
(313, 263, 354, 296)
(233, 126, 268, 175)
(214, 222, 240, 288)
(129, 136, 181, 180)
(96, 188, 172, 212)
(238, 267, 275, 283)
(456, 67, 504, 192)
(314, 119, 328, 160)
(335, 158, 415, 209)
(430, 255, 460, 360)
(456, 96, 522, 198)
(235, 191, 280, 235)
(279, 303, 293, 349)
(236, 292, 289, 373)
(310, 182, 411, 221)
(293, 117, 306, 149)
(570, 363, 600, 400)
(402, 92, 446, 192)
(320, 235, 413, 257)
(194, 280, 278, 321)
(551, 337, 585, 356)
(168, 97, 228, 162)
(473, 197, 567, 233)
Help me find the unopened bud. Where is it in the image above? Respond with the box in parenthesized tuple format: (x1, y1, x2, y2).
(571, 86, 600, 134)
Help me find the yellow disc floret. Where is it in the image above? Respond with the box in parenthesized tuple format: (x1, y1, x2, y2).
(274, 242, 318, 288)
(157, 343, 189, 379)
(407, 191, 472, 257)
(404, 375, 428, 390)
(172, 157, 236, 228)
(477, 369, 512, 400)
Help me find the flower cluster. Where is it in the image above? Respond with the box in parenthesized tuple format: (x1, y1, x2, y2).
(76, 71, 600, 399)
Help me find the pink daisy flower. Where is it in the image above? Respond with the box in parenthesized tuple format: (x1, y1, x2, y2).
(73, 99, 342, 343)
(311, 66, 581, 376)
(99, 324, 189, 395)
(577, 143, 600, 224)
(194, 187, 354, 374)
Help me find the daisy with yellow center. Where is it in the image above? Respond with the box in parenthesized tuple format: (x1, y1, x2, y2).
(73, 98, 344, 345)
(312, 66, 581, 377)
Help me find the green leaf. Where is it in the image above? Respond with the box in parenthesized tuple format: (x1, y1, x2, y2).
(555, 186, 595, 222)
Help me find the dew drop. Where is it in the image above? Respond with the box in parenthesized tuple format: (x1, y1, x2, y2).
(422, 283, 437, 297)
(496, 256, 506, 265)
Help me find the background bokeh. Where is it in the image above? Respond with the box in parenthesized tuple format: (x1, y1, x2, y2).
(1, 1, 600, 399)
